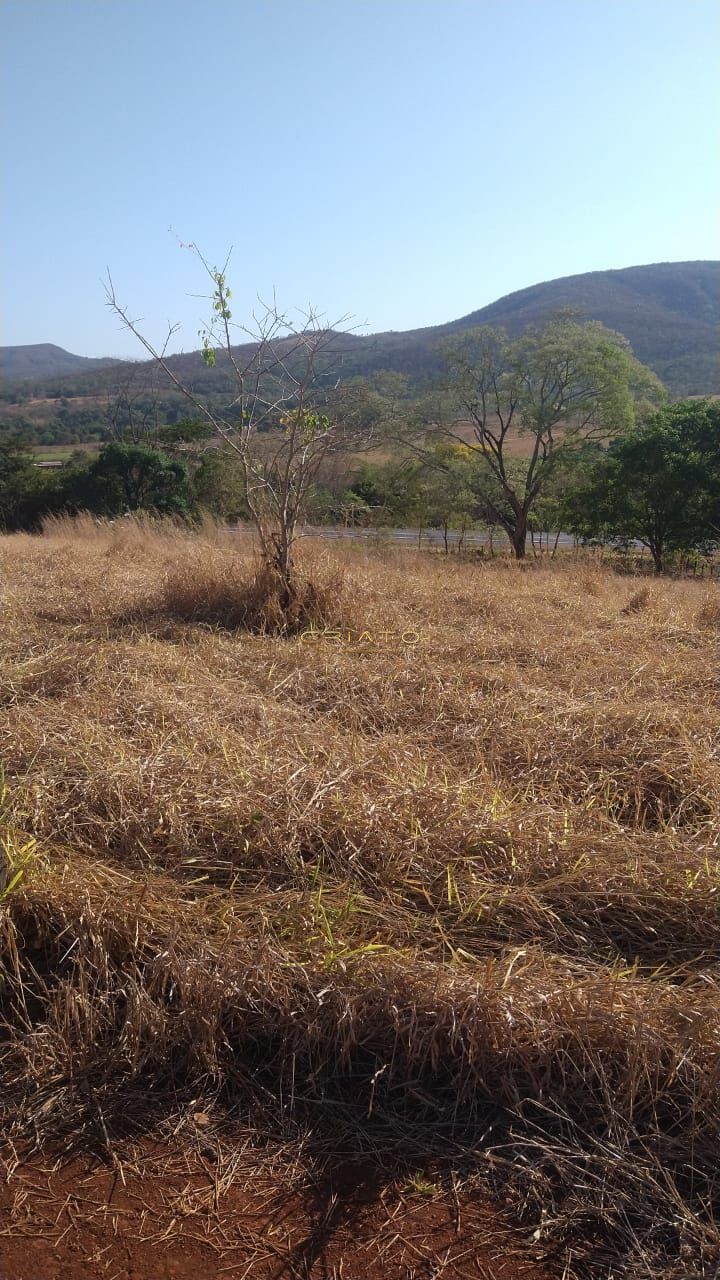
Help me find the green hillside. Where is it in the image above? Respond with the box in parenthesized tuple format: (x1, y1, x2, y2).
(2, 262, 718, 412)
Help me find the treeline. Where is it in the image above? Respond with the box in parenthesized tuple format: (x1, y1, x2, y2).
(0, 389, 199, 447)
(341, 400, 720, 571)
(0, 393, 265, 450)
(0, 412, 110, 448)
(1, 400, 718, 574)
(0, 434, 249, 531)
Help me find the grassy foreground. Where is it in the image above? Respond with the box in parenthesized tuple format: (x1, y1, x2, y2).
(0, 516, 719, 1278)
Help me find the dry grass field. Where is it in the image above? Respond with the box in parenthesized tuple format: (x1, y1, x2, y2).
(0, 515, 719, 1279)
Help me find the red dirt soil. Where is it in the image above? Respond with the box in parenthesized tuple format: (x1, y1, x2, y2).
(0, 1143, 556, 1280)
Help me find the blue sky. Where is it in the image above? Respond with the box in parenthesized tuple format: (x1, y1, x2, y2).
(2, 0, 718, 357)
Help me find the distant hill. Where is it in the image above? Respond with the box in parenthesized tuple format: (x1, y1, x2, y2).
(440, 261, 720, 396)
(0, 343, 120, 381)
(2, 263, 718, 401)
(154, 261, 720, 399)
(334, 260, 720, 397)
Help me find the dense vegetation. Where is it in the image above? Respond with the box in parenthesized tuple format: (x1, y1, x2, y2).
(2, 396, 718, 572)
(565, 400, 720, 570)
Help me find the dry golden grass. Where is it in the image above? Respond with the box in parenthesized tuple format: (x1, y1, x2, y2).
(1, 514, 719, 1278)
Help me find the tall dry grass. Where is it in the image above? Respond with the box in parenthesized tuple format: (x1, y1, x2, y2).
(0, 515, 719, 1277)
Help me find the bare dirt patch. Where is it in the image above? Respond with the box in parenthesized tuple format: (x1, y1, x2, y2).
(0, 1145, 553, 1280)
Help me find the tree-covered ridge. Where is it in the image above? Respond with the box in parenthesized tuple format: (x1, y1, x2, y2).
(2, 261, 718, 409)
(0, 343, 121, 380)
(442, 260, 720, 395)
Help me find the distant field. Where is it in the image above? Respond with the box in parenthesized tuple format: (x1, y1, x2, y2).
(0, 518, 718, 1279)
(5, 389, 543, 461)
(2, 393, 107, 421)
(33, 442, 101, 462)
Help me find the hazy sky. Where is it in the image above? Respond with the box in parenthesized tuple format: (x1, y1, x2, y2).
(2, 0, 718, 357)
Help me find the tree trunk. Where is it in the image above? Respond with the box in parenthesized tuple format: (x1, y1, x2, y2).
(650, 544, 664, 573)
(272, 519, 295, 609)
(511, 516, 528, 559)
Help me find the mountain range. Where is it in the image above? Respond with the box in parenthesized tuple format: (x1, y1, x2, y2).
(2, 261, 718, 398)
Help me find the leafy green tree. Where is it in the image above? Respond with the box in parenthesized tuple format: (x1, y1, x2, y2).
(564, 400, 720, 571)
(526, 445, 603, 554)
(411, 443, 478, 552)
(64, 442, 192, 517)
(191, 451, 249, 522)
(0, 439, 57, 530)
(157, 418, 215, 448)
(343, 459, 424, 526)
(439, 317, 662, 558)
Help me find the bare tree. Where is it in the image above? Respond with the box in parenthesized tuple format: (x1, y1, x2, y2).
(105, 249, 372, 601)
(104, 365, 164, 445)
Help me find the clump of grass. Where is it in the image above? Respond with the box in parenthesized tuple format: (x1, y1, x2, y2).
(0, 832, 37, 903)
(2, 858, 719, 1277)
(622, 585, 651, 614)
(158, 551, 348, 634)
(696, 591, 720, 628)
(40, 509, 198, 547)
(0, 774, 40, 904)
